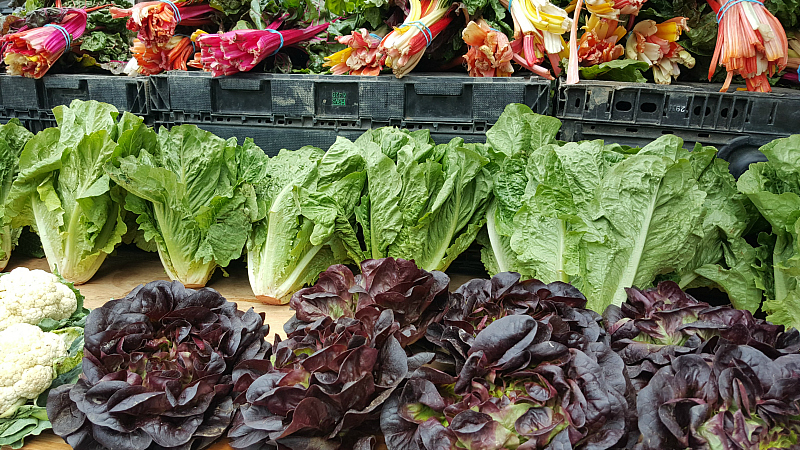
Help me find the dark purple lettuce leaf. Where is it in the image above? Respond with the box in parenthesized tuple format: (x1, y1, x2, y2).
(229, 306, 413, 450)
(605, 281, 795, 391)
(47, 281, 270, 450)
(427, 272, 606, 375)
(288, 258, 449, 347)
(637, 343, 800, 450)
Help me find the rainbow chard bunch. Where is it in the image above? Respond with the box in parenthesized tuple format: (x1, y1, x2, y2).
(110, 0, 215, 47)
(324, 29, 384, 76)
(604, 282, 799, 392)
(1, 8, 87, 78)
(707, 0, 788, 92)
(382, 272, 635, 450)
(193, 21, 330, 76)
(47, 280, 270, 450)
(462, 20, 514, 77)
(499, 0, 572, 78)
(638, 344, 800, 450)
(228, 258, 449, 450)
(625, 17, 695, 84)
(127, 35, 196, 75)
(379, 0, 456, 78)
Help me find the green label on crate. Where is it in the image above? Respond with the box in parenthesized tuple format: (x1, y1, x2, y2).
(331, 91, 347, 106)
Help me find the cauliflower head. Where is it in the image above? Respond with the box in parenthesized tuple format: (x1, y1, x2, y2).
(0, 267, 77, 331)
(0, 323, 67, 417)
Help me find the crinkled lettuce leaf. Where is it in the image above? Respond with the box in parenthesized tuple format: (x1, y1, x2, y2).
(0, 120, 33, 269)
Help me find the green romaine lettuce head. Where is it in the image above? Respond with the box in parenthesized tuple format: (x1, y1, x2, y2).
(478, 103, 564, 277)
(0, 120, 34, 271)
(670, 145, 762, 311)
(737, 135, 800, 330)
(481, 104, 759, 314)
(247, 138, 365, 304)
(4, 100, 147, 284)
(105, 125, 266, 288)
(354, 128, 493, 272)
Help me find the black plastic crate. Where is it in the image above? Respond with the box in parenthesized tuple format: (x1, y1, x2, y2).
(559, 120, 775, 179)
(41, 74, 148, 115)
(147, 71, 553, 129)
(0, 75, 40, 114)
(556, 80, 800, 137)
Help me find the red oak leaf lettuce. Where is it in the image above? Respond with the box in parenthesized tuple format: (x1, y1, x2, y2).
(47, 280, 270, 450)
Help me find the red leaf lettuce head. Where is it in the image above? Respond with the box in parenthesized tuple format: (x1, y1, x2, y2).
(47, 280, 270, 450)
(382, 313, 635, 450)
(287, 258, 450, 347)
(637, 343, 800, 450)
(604, 281, 797, 391)
(426, 272, 606, 374)
(228, 306, 428, 450)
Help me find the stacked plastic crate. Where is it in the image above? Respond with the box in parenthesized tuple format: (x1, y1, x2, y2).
(0, 74, 147, 132)
(556, 81, 800, 178)
(146, 72, 554, 155)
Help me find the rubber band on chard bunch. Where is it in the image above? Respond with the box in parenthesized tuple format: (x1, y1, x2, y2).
(625, 17, 696, 84)
(707, 0, 788, 92)
(324, 29, 384, 76)
(47, 280, 270, 450)
(462, 20, 515, 77)
(0, 8, 87, 79)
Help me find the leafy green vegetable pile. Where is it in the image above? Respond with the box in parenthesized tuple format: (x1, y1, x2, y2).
(480, 103, 761, 314)
(5, 100, 800, 332)
(0, 120, 34, 272)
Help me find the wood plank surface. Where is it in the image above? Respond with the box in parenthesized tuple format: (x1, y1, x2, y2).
(7, 246, 480, 449)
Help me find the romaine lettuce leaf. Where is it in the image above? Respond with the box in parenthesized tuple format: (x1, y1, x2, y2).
(481, 105, 757, 314)
(247, 139, 365, 304)
(355, 129, 492, 272)
(737, 135, 800, 329)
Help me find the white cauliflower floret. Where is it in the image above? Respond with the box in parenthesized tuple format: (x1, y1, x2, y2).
(0, 323, 67, 417)
(0, 267, 77, 331)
